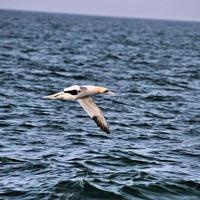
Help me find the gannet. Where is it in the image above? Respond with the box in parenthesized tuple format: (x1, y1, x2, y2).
(44, 85, 116, 133)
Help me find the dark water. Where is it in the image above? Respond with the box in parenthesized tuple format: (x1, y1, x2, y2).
(0, 9, 200, 200)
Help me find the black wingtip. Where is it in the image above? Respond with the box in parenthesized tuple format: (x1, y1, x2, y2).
(92, 116, 110, 134)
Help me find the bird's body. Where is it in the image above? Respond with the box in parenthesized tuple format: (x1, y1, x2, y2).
(44, 85, 115, 133)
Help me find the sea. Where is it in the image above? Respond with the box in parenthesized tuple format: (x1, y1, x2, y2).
(0, 9, 200, 200)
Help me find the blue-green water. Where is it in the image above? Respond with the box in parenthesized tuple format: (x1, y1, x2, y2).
(0, 9, 200, 200)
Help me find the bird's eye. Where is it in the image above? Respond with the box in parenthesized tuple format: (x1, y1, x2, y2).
(78, 90, 81, 93)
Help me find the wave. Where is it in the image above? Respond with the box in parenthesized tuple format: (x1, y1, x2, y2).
(51, 179, 123, 200)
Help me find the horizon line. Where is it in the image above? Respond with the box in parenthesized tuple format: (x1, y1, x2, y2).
(0, 8, 200, 23)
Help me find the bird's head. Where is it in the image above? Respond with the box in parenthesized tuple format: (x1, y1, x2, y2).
(95, 86, 116, 96)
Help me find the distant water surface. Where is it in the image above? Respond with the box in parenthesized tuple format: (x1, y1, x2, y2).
(0, 10, 200, 200)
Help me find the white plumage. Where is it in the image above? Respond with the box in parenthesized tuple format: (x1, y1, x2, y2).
(44, 85, 116, 133)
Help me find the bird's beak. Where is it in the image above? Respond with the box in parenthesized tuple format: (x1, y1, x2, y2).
(43, 91, 64, 99)
(106, 91, 116, 96)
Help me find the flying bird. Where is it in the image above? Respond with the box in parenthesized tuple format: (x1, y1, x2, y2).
(44, 85, 116, 133)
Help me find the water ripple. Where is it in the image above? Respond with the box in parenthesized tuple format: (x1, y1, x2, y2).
(0, 9, 200, 200)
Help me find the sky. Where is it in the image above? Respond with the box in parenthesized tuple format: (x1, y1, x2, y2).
(0, 0, 200, 22)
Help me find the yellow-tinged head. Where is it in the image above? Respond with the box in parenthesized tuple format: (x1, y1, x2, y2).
(95, 86, 108, 94)
(95, 86, 116, 96)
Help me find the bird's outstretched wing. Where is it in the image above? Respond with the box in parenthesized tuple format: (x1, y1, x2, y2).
(78, 97, 110, 133)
